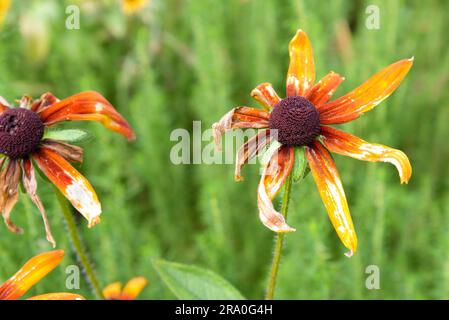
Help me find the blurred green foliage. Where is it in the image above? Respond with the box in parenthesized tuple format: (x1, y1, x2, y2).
(0, 0, 448, 299)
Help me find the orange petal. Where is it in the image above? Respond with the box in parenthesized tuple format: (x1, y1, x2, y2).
(0, 96, 10, 112)
(286, 29, 315, 97)
(31, 92, 60, 113)
(33, 147, 101, 228)
(38, 91, 135, 141)
(22, 158, 56, 247)
(319, 58, 413, 124)
(257, 145, 295, 233)
(235, 129, 272, 181)
(321, 126, 412, 184)
(212, 107, 269, 151)
(305, 141, 357, 256)
(27, 293, 85, 300)
(103, 282, 123, 300)
(121, 277, 148, 300)
(0, 250, 64, 300)
(307, 71, 345, 107)
(250, 83, 281, 110)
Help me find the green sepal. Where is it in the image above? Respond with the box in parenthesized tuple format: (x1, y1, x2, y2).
(43, 129, 91, 143)
(292, 147, 309, 183)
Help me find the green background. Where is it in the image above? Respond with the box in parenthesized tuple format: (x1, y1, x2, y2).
(0, 0, 448, 299)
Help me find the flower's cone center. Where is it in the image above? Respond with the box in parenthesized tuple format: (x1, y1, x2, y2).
(269, 96, 320, 147)
(0, 108, 44, 159)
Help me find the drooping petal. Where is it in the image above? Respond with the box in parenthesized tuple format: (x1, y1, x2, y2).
(0, 250, 64, 300)
(250, 83, 281, 110)
(320, 126, 412, 184)
(212, 107, 269, 151)
(286, 29, 315, 97)
(235, 129, 272, 181)
(41, 139, 84, 163)
(22, 158, 56, 247)
(37, 91, 135, 141)
(319, 58, 414, 124)
(257, 145, 295, 233)
(33, 147, 101, 228)
(0, 159, 22, 234)
(307, 71, 345, 107)
(121, 277, 148, 300)
(103, 282, 123, 300)
(27, 293, 86, 300)
(31, 92, 60, 112)
(305, 141, 357, 256)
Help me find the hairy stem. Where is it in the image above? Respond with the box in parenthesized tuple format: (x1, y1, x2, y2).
(265, 173, 293, 300)
(56, 190, 104, 299)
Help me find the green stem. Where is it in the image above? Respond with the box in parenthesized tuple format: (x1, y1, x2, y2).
(265, 173, 293, 300)
(56, 190, 104, 299)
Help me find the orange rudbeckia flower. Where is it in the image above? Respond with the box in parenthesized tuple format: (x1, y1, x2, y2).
(0, 91, 135, 247)
(0, 250, 84, 300)
(213, 29, 413, 256)
(103, 277, 148, 300)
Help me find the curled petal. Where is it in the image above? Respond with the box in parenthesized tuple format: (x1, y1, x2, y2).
(0, 96, 10, 113)
(38, 91, 135, 141)
(33, 147, 101, 228)
(0, 250, 64, 300)
(250, 83, 281, 110)
(27, 293, 86, 300)
(31, 92, 60, 113)
(307, 71, 345, 107)
(121, 277, 148, 300)
(22, 158, 56, 247)
(319, 58, 414, 124)
(235, 129, 272, 181)
(41, 139, 84, 163)
(257, 145, 295, 233)
(286, 29, 315, 97)
(212, 107, 269, 151)
(305, 141, 357, 256)
(0, 160, 22, 234)
(320, 126, 412, 184)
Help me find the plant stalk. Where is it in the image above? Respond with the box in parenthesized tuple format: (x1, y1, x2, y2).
(265, 173, 293, 300)
(56, 190, 104, 299)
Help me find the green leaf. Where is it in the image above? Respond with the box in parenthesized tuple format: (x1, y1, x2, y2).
(43, 129, 90, 143)
(292, 147, 309, 183)
(152, 259, 246, 300)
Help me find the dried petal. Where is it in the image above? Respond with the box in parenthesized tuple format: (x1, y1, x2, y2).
(250, 83, 281, 110)
(307, 71, 345, 107)
(257, 145, 295, 233)
(321, 126, 412, 184)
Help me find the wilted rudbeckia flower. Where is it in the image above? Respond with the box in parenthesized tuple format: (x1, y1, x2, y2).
(213, 29, 413, 256)
(103, 277, 148, 300)
(0, 91, 135, 247)
(0, 250, 84, 300)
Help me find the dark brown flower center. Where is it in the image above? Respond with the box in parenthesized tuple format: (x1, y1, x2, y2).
(269, 96, 320, 147)
(0, 108, 44, 159)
